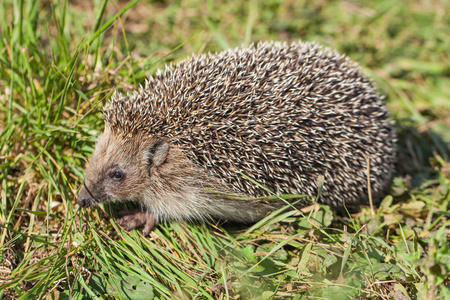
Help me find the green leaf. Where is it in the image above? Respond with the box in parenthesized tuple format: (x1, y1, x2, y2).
(107, 274, 154, 300)
(261, 291, 275, 300)
(241, 245, 257, 263)
(367, 263, 407, 281)
(297, 243, 313, 277)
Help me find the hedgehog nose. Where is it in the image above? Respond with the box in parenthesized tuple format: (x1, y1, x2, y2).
(77, 185, 92, 208)
(77, 196, 91, 208)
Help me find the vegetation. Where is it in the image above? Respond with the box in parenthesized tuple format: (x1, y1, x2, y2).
(1, 0, 449, 299)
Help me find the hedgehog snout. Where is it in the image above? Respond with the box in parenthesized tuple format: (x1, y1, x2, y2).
(77, 196, 91, 208)
(77, 184, 93, 208)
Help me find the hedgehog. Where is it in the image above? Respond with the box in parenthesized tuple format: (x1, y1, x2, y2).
(77, 41, 396, 236)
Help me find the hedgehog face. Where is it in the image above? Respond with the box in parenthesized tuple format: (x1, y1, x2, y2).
(77, 127, 167, 208)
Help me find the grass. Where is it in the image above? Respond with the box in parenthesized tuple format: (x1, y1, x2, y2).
(0, 0, 449, 299)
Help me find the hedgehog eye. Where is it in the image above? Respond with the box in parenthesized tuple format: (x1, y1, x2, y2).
(111, 171, 124, 181)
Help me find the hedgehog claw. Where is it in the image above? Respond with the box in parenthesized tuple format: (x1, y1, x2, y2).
(116, 210, 157, 236)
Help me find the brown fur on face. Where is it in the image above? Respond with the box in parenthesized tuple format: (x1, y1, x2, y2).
(78, 126, 150, 206)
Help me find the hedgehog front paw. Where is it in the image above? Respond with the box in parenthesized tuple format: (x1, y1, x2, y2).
(116, 209, 157, 236)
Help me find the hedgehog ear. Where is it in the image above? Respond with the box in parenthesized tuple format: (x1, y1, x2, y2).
(147, 139, 170, 168)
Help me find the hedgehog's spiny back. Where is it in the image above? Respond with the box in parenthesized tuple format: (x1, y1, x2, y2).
(104, 41, 351, 136)
(103, 41, 396, 207)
